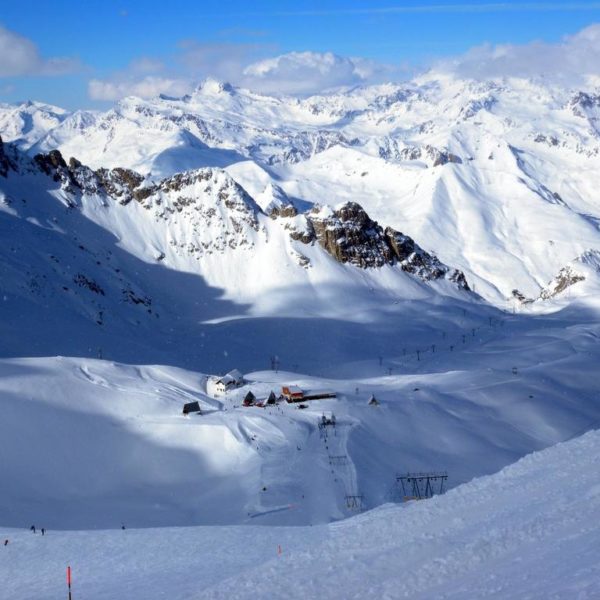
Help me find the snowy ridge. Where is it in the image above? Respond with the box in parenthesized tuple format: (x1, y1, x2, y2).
(3, 75, 600, 305)
(0, 137, 468, 326)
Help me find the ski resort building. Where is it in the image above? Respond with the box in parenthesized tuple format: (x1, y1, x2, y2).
(243, 391, 256, 407)
(282, 385, 304, 402)
(208, 369, 245, 395)
(282, 386, 337, 403)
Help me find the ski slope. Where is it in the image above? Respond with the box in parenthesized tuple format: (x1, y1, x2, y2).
(0, 295, 598, 530)
(1, 428, 598, 599)
(1, 73, 600, 597)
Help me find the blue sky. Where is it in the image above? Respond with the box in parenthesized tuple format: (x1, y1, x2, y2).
(2, 1, 600, 108)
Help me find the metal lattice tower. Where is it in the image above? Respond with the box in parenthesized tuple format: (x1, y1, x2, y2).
(396, 472, 448, 501)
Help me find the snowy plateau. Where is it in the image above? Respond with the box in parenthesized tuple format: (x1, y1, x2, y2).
(0, 74, 600, 599)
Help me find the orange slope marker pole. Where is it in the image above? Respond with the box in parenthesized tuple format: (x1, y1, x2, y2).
(67, 565, 72, 600)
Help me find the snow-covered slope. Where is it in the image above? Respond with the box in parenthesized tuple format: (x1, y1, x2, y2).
(3, 76, 600, 305)
(0, 100, 69, 149)
(0, 294, 599, 530)
(2, 428, 599, 599)
(0, 136, 472, 368)
(1, 77, 600, 560)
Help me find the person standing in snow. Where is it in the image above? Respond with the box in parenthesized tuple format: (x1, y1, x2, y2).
(30, 525, 35, 534)
(41, 528, 45, 536)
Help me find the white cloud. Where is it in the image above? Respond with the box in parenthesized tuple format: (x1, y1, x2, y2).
(87, 49, 400, 100)
(0, 24, 80, 77)
(88, 76, 193, 101)
(241, 51, 388, 94)
(433, 23, 600, 85)
(86, 22, 600, 103)
(87, 42, 272, 101)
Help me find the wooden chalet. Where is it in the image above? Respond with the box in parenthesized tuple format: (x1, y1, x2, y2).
(243, 391, 256, 407)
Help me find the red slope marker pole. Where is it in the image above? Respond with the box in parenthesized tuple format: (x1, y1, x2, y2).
(67, 565, 72, 600)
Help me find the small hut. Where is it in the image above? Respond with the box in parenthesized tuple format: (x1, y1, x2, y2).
(182, 401, 201, 415)
(243, 391, 256, 407)
(368, 395, 379, 406)
(266, 391, 277, 405)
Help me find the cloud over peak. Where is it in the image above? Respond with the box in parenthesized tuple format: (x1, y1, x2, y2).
(85, 22, 600, 103)
(241, 51, 393, 94)
(433, 23, 600, 86)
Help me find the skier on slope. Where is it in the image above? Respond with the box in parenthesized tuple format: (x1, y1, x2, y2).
(30, 525, 35, 534)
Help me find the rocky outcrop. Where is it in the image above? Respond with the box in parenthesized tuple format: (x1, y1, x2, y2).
(539, 266, 585, 300)
(309, 202, 394, 267)
(379, 141, 462, 166)
(283, 201, 469, 287)
(95, 167, 146, 204)
(269, 204, 298, 218)
(0, 136, 13, 177)
(24, 145, 467, 288)
(569, 92, 600, 118)
(33, 149, 68, 176)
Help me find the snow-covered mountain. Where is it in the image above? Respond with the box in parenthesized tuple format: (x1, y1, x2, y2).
(2, 75, 600, 307)
(1, 75, 600, 555)
(0, 134, 472, 368)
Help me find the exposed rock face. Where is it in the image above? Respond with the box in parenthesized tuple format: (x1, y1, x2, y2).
(533, 133, 559, 147)
(309, 202, 393, 267)
(33, 149, 81, 194)
(378, 141, 462, 166)
(0, 136, 11, 177)
(539, 266, 585, 300)
(570, 92, 600, 118)
(95, 167, 146, 204)
(268, 131, 359, 165)
(34, 149, 68, 174)
(284, 201, 469, 287)
(511, 289, 533, 304)
(23, 146, 468, 289)
(269, 204, 298, 218)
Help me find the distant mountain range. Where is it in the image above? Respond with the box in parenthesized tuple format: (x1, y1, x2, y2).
(2, 74, 600, 310)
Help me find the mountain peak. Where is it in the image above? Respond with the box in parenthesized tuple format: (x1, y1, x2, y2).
(193, 78, 235, 96)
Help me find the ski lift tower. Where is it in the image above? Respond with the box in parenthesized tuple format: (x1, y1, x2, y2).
(396, 472, 448, 501)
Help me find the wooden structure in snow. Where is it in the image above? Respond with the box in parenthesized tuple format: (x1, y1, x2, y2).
(243, 391, 256, 407)
(282, 386, 336, 403)
(282, 385, 304, 402)
(182, 401, 201, 415)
